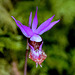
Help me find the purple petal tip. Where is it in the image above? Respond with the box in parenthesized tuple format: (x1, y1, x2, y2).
(58, 19, 60, 22)
(11, 16, 14, 18)
(30, 12, 32, 15)
(57, 19, 60, 23)
(51, 15, 55, 20)
(11, 16, 16, 21)
(53, 15, 55, 17)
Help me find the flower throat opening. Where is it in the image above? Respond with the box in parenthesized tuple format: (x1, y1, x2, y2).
(28, 38, 42, 50)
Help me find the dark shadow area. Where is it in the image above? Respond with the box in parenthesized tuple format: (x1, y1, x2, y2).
(65, 18, 75, 52)
(48, 69, 59, 75)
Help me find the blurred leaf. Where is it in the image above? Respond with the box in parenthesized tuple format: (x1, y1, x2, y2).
(0, 0, 17, 33)
(49, 0, 75, 25)
(0, 58, 11, 75)
(0, 37, 25, 51)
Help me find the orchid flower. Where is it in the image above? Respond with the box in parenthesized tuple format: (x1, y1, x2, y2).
(11, 7, 60, 68)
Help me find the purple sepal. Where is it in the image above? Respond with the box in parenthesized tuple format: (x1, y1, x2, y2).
(32, 7, 38, 32)
(29, 12, 32, 28)
(35, 15, 55, 34)
(11, 16, 33, 38)
(39, 20, 60, 35)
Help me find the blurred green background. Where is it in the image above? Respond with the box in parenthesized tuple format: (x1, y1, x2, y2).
(0, 0, 75, 75)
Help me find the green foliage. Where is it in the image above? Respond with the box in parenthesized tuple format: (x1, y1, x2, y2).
(0, 0, 17, 33)
(49, 0, 75, 25)
(0, 0, 75, 75)
(0, 58, 11, 75)
(0, 42, 4, 53)
(0, 33, 26, 51)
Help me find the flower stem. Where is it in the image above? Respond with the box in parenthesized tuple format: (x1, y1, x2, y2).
(24, 39, 29, 75)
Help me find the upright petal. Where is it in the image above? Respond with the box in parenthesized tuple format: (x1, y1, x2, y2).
(11, 16, 33, 38)
(32, 7, 38, 32)
(29, 12, 32, 28)
(39, 20, 60, 35)
(35, 15, 55, 34)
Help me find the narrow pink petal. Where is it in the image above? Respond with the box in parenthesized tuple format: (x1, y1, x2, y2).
(11, 16, 33, 38)
(29, 12, 32, 28)
(39, 42, 43, 51)
(28, 43, 34, 52)
(32, 7, 38, 32)
(35, 15, 55, 34)
(39, 20, 60, 35)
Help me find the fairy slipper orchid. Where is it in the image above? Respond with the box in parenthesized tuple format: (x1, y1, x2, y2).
(11, 7, 60, 67)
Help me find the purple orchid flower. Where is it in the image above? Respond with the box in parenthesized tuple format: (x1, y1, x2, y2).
(11, 7, 60, 67)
